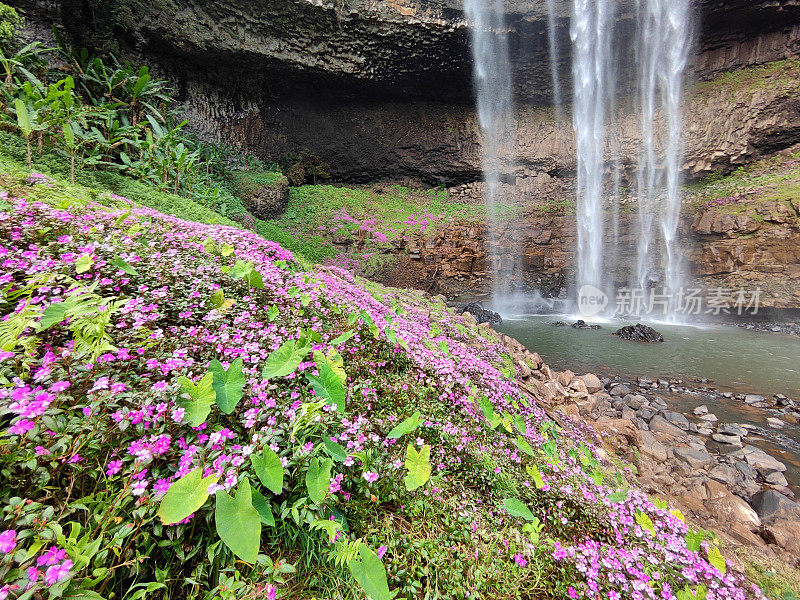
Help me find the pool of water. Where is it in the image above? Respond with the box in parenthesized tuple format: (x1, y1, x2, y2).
(496, 317, 800, 399)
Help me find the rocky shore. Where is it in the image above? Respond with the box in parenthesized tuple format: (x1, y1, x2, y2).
(479, 313, 800, 563)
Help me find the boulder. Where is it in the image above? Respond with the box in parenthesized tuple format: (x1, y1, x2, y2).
(581, 373, 603, 393)
(693, 405, 709, 416)
(650, 415, 687, 438)
(704, 480, 762, 529)
(712, 433, 742, 445)
(593, 418, 642, 448)
(461, 302, 502, 326)
(639, 430, 669, 462)
(751, 489, 800, 522)
(718, 423, 747, 437)
(674, 447, 714, 470)
(766, 417, 785, 429)
(733, 446, 787, 473)
(613, 323, 664, 343)
(744, 394, 765, 404)
(764, 471, 789, 487)
(708, 464, 738, 486)
(610, 384, 632, 397)
(664, 411, 690, 430)
(764, 518, 800, 555)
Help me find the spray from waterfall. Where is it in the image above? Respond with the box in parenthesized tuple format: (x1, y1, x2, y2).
(571, 0, 616, 292)
(464, 0, 514, 300)
(635, 0, 692, 317)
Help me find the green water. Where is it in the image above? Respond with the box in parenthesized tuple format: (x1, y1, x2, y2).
(497, 318, 800, 399)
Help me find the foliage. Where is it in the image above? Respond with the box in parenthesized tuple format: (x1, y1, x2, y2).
(0, 3, 21, 55)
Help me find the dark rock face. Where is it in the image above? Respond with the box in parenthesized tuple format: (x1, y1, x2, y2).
(613, 324, 665, 343)
(240, 179, 290, 220)
(461, 302, 502, 326)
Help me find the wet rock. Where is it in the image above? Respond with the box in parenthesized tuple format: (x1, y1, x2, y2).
(751, 489, 800, 522)
(775, 393, 790, 406)
(712, 433, 742, 445)
(650, 415, 686, 438)
(551, 321, 568, 327)
(613, 323, 665, 343)
(581, 373, 603, 393)
(744, 394, 765, 404)
(674, 447, 714, 470)
(461, 302, 502, 326)
(572, 320, 602, 330)
(718, 423, 748, 437)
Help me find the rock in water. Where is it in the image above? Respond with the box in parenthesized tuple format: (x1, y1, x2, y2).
(461, 302, 502, 326)
(613, 323, 664, 343)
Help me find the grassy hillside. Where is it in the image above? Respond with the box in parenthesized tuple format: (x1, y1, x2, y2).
(0, 161, 773, 600)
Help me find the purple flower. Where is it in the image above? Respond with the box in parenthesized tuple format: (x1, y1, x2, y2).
(377, 545, 388, 559)
(106, 460, 123, 476)
(8, 419, 35, 435)
(513, 553, 527, 567)
(0, 530, 17, 553)
(37, 546, 66, 566)
(44, 559, 72, 586)
(362, 471, 379, 483)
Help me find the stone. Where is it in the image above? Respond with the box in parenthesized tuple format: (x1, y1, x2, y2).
(764, 471, 789, 487)
(622, 407, 637, 421)
(610, 384, 631, 397)
(751, 489, 800, 522)
(639, 430, 668, 462)
(735, 446, 787, 473)
(593, 418, 642, 448)
(637, 407, 656, 421)
(693, 405, 709, 416)
(718, 423, 747, 437)
(708, 464, 738, 486)
(704, 480, 762, 529)
(581, 373, 603, 393)
(764, 518, 800, 554)
(461, 302, 502, 326)
(674, 447, 714, 470)
(766, 417, 785, 429)
(650, 415, 687, 438)
(627, 395, 646, 410)
(712, 433, 742, 445)
(744, 394, 765, 404)
(664, 411, 690, 430)
(698, 413, 718, 422)
(613, 323, 664, 343)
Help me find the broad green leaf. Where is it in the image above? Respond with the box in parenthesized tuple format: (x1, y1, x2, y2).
(177, 372, 215, 427)
(40, 298, 77, 330)
(262, 339, 311, 380)
(707, 546, 726, 575)
(527, 464, 544, 489)
(76, 254, 94, 274)
(245, 268, 264, 290)
(315, 350, 346, 384)
(330, 330, 354, 345)
(388, 411, 423, 440)
(515, 436, 535, 456)
(110, 257, 139, 276)
(635, 511, 655, 535)
(403, 444, 431, 491)
(608, 488, 629, 504)
(215, 477, 261, 563)
(349, 544, 396, 600)
(500, 498, 536, 522)
(306, 457, 332, 504)
(266, 306, 279, 321)
(220, 243, 234, 257)
(306, 360, 346, 413)
(14, 98, 31, 135)
(251, 486, 275, 526)
(209, 358, 245, 414)
(323, 437, 348, 462)
(590, 469, 604, 487)
(251, 447, 283, 495)
(157, 468, 219, 524)
(685, 529, 706, 552)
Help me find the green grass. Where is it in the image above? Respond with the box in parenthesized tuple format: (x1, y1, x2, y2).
(692, 59, 800, 100)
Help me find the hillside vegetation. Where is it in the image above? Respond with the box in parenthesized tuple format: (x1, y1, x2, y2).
(0, 159, 768, 600)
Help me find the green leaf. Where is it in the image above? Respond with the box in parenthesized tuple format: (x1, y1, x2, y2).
(330, 330, 354, 345)
(403, 444, 431, 491)
(251, 486, 275, 526)
(315, 350, 346, 385)
(349, 544, 396, 600)
(306, 457, 332, 504)
(110, 257, 139, 276)
(635, 511, 655, 535)
(209, 290, 225, 308)
(220, 243, 234, 257)
(157, 468, 219, 525)
(306, 359, 346, 412)
(209, 358, 245, 414)
(388, 412, 423, 440)
(526, 464, 544, 489)
(323, 437, 348, 462)
(75, 254, 94, 274)
(477, 396, 500, 430)
(251, 447, 284, 495)
(245, 268, 264, 289)
(500, 498, 536, 522)
(215, 477, 261, 563)
(177, 372, 215, 427)
(40, 298, 77, 330)
(608, 488, 629, 504)
(707, 545, 726, 575)
(262, 339, 311, 380)
(311, 518, 341, 543)
(515, 436, 535, 456)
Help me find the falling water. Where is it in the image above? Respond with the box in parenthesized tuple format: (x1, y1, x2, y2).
(464, 0, 514, 299)
(635, 0, 692, 314)
(545, 0, 563, 117)
(571, 0, 616, 291)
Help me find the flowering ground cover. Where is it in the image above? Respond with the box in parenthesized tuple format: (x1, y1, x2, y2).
(0, 166, 768, 600)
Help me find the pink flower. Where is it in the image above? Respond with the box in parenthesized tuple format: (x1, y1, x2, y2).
(44, 559, 72, 586)
(106, 460, 123, 476)
(377, 546, 388, 559)
(171, 407, 185, 423)
(37, 546, 66, 566)
(0, 530, 17, 553)
(362, 471, 379, 484)
(513, 553, 527, 568)
(8, 419, 34, 435)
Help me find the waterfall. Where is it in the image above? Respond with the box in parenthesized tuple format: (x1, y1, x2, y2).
(571, 0, 616, 292)
(635, 0, 692, 315)
(464, 0, 514, 300)
(546, 0, 563, 117)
